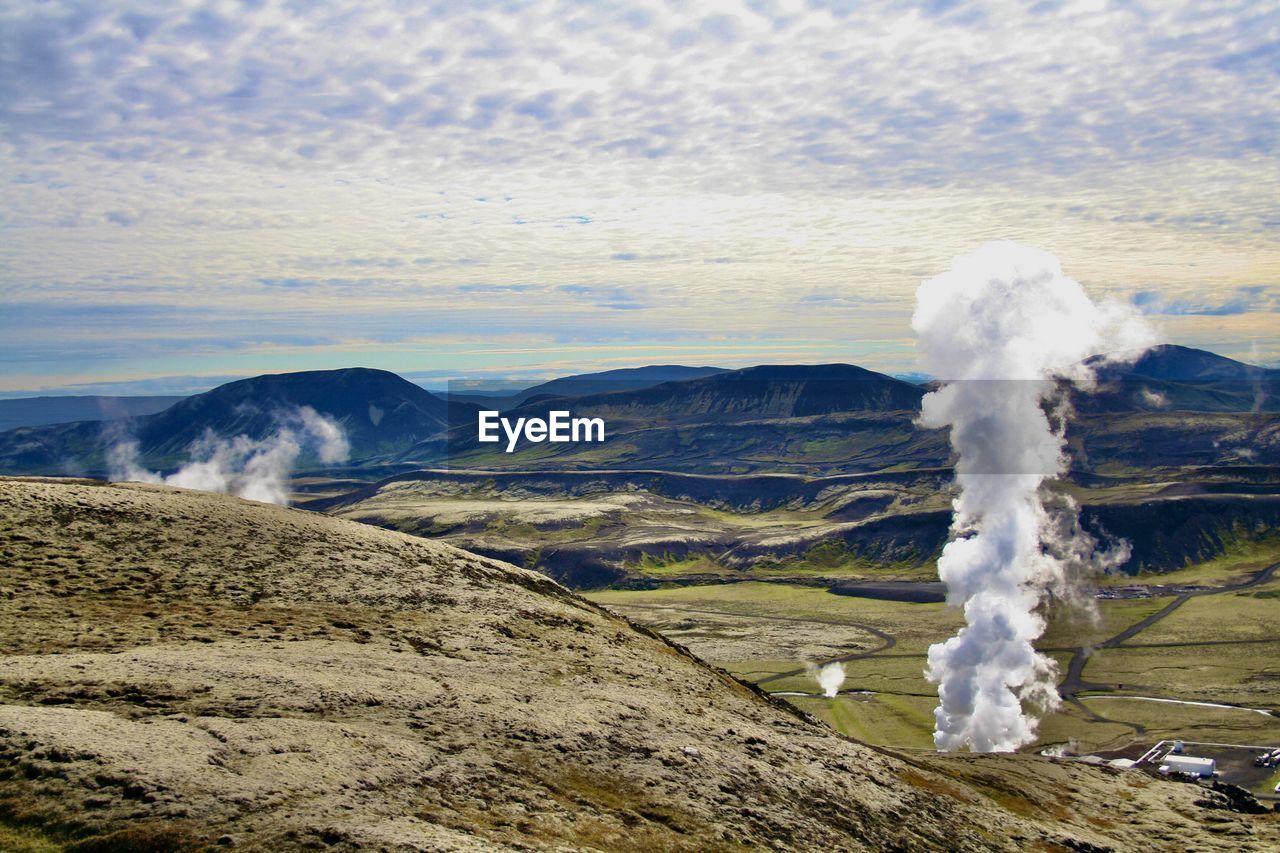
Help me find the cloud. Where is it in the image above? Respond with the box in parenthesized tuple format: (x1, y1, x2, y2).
(0, 1, 1277, 389)
(1133, 285, 1280, 316)
(4, 2, 1274, 189)
(559, 283, 648, 310)
(104, 209, 138, 226)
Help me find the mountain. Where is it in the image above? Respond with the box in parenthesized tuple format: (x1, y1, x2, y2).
(1, 352, 1274, 478)
(0, 368, 467, 475)
(1108, 344, 1279, 382)
(0, 395, 186, 432)
(1078, 345, 1280, 413)
(449, 364, 729, 410)
(0, 476, 1267, 850)
(505, 363, 925, 421)
(406, 364, 934, 473)
(134, 367, 463, 461)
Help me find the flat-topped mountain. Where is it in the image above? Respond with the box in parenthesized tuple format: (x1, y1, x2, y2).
(516, 363, 927, 420)
(1, 477, 1272, 850)
(451, 364, 729, 410)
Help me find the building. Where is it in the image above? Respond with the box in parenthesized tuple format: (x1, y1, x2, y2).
(1162, 755, 1216, 777)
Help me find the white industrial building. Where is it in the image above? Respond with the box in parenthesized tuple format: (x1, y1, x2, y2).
(1161, 755, 1216, 777)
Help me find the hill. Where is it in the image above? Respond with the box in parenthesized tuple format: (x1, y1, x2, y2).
(1, 478, 1273, 850)
(134, 367, 463, 462)
(1109, 344, 1280, 382)
(1078, 345, 1280, 413)
(532, 363, 926, 420)
(0, 349, 1275, 478)
(0, 368, 467, 475)
(414, 364, 933, 472)
(0, 395, 185, 433)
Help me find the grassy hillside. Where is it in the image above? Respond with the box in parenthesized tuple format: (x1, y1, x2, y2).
(1, 477, 1274, 850)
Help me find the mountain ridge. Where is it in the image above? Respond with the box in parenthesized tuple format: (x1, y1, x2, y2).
(0, 346, 1275, 476)
(0, 395, 187, 432)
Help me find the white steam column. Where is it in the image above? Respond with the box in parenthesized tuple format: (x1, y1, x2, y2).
(912, 242, 1150, 752)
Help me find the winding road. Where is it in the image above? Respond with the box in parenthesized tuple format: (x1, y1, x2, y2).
(1057, 560, 1280, 731)
(607, 560, 1279, 728)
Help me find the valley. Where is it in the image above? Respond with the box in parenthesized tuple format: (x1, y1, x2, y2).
(6, 478, 1274, 849)
(1, 346, 1278, 846)
(586, 550, 1280, 802)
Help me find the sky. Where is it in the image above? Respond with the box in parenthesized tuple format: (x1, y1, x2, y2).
(2, 0, 1278, 396)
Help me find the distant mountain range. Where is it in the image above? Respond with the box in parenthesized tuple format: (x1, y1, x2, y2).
(446, 364, 729, 410)
(0, 345, 1274, 476)
(493, 363, 924, 422)
(1102, 344, 1280, 382)
(0, 395, 186, 432)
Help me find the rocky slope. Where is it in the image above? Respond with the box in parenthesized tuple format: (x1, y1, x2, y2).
(0, 477, 1276, 850)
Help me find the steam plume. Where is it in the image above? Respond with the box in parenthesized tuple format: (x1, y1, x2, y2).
(913, 242, 1151, 752)
(816, 662, 845, 698)
(108, 406, 348, 506)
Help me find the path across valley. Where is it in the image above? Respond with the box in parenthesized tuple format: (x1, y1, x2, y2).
(1057, 560, 1280, 732)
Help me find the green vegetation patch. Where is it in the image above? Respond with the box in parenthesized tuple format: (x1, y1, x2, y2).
(1136, 590, 1280, 645)
(1039, 596, 1177, 649)
(785, 693, 937, 750)
(633, 553, 737, 577)
(1082, 642, 1280, 706)
(1075, 696, 1280, 746)
(1098, 529, 1280, 588)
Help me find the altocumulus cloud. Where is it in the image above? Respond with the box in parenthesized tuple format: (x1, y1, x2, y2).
(1134, 285, 1280, 316)
(3, 1, 1277, 193)
(1, 1, 1279, 388)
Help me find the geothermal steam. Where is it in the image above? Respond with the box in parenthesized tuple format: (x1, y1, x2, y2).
(914, 242, 1150, 753)
(108, 406, 348, 507)
(816, 662, 845, 698)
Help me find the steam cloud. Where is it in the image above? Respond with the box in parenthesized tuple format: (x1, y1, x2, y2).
(913, 242, 1151, 752)
(816, 662, 845, 698)
(107, 406, 349, 506)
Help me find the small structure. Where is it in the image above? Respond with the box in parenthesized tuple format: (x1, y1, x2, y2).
(1162, 755, 1216, 777)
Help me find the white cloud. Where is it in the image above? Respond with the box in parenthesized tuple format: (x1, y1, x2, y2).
(1, 0, 1277, 386)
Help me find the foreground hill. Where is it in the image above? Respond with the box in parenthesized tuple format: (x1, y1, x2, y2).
(1, 478, 1275, 850)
